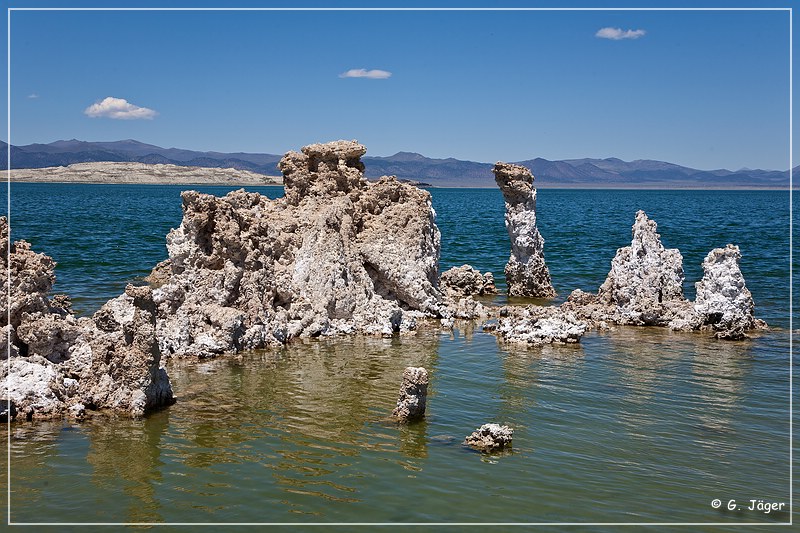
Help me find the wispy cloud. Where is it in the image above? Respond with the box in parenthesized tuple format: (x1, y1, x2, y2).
(27, 93, 39, 99)
(339, 68, 392, 79)
(595, 27, 646, 40)
(84, 96, 158, 120)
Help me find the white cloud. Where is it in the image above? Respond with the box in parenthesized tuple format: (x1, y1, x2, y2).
(595, 27, 646, 40)
(27, 93, 39, 99)
(339, 68, 392, 79)
(84, 96, 158, 120)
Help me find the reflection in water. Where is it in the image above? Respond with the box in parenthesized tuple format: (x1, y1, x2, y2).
(690, 334, 753, 450)
(3, 421, 65, 520)
(4, 326, 790, 524)
(85, 414, 169, 522)
(163, 331, 440, 516)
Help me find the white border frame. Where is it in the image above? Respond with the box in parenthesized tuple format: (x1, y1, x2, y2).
(5, 4, 794, 527)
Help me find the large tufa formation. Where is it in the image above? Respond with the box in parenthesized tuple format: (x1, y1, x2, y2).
(595, 210, 687, 326)
(493, 162, 556, 298)
(391, 366, 429, 421)
(693, 244, 767, 339)
(1, 218, 173, 420)
(560, 211, 765, 338)
(152, 140, 443, 358)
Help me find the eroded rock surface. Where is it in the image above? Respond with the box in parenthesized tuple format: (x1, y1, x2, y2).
(1, 219, 174, 420)
(493, 162, 555, 299)
(594, 210, 687, 326)
(153, 140, 443, 358)
(490, 305, 586, 346)
(558, 211, 765, 339)
(391, 366, 428, 420)
(439, 265, 497, 298)
(693, 244, 767, 339)
(464, 423, 513, 451)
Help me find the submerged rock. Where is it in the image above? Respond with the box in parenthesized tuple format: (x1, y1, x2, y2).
(693, 244, 767, 339)
(1, 218, 174, 421)
(464, 423, 513, 451)
(391, 366, 429, 421)
(493, 162, 555, 299)
(153, 140, 443, 358)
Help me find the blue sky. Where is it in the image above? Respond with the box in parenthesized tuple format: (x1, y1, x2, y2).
(2, 2, 795, 171)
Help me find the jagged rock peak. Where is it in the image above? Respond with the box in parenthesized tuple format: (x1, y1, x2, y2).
(493, 162, 555, 298)
(596, 210, 685, 324)
(278, 139, 368, 205)
(153, 141, 443, 357)
(694, 244, 766, 339)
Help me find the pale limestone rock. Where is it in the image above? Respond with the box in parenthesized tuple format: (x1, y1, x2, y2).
(154, 140, 443, 358)
(1, 356, 65, 420)
(595, 210, 686, 325)
(693, 244, 767, 339)
(464, 423, 513, 451)
(1, 218, 174, 420)
(76, 285, 174, 416)
(391, 366, 428, 420)
(493, 162, 555, 298)
(491, 305, 586, 345)
(439, 264, 497, 297)
(559, 212, 765, 338)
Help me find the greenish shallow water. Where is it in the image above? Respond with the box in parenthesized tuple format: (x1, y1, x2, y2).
(1, 184, 796, 525)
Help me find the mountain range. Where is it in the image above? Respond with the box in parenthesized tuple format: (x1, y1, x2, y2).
(1, 139, 791, 188)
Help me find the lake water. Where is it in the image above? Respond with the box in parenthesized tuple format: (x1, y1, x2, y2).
(2, 183, 796, 525)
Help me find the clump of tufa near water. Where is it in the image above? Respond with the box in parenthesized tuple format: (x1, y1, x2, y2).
(1, 217, 174, 421)
(152, 140, 445, 358)
(464, 423, 514, 451)
(557, 210, 766, 339)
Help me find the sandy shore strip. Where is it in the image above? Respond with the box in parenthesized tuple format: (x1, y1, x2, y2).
(9, 161, 283, 186)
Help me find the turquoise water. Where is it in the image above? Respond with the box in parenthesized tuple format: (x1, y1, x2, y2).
(2, 184, 796, 525)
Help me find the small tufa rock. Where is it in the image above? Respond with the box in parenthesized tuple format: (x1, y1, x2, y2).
(439, 264, 497, 297)
(391, 366, 428, 421)
(493, 162, 556, 299)
(493, 305, 587, 345)
(464, 423, 513, 451)
(694, 244, 767, 339)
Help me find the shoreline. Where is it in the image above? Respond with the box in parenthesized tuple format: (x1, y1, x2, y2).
(8, 179, 794, 191)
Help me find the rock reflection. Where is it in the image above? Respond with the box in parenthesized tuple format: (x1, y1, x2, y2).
(84, 414, 168, 523)
(3, 421, 65, 520)
(690, 335, 753, 449)
(162, 331, 440, 514)
(604, 326, 754, 456)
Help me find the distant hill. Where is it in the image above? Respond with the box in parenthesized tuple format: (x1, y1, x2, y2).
(1, 139, 790, 189)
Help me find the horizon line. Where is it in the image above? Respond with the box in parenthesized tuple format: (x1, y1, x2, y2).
(0, 138, 791, 173)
